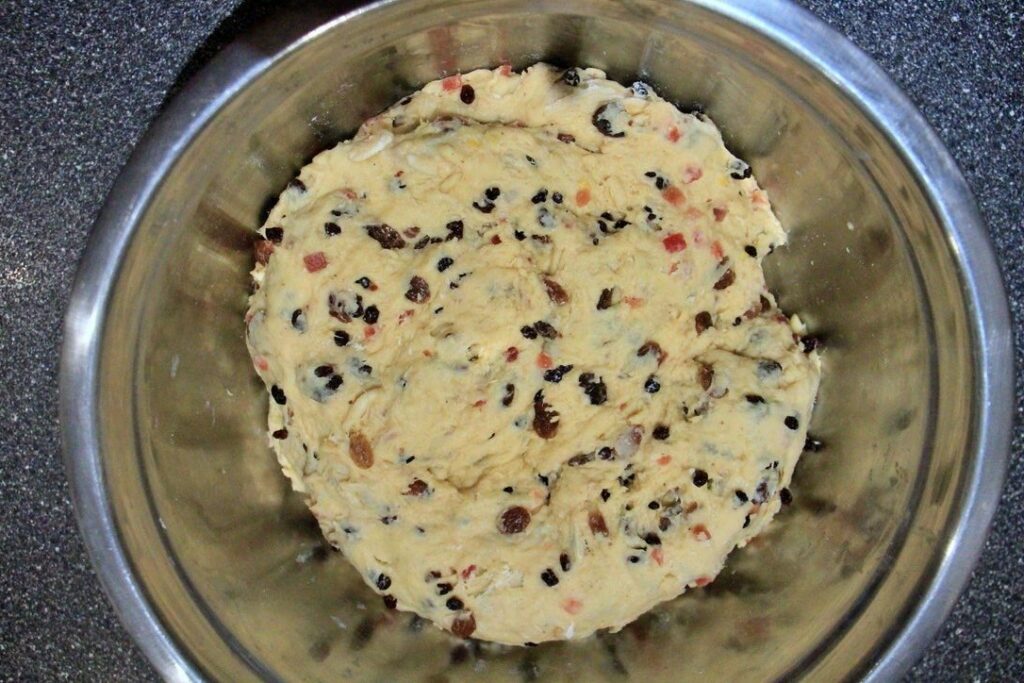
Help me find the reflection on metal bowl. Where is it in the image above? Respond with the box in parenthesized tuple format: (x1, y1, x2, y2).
(60, 1, 1012, 681)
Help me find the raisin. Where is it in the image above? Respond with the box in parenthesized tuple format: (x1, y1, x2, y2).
(437, 582, 454, 595)
(383, 595, 397, 609)
(540, 569, 559, 586)
(376, 574, 392, 590)
(652, 424, 670, 440)
(644, 376, 661, 393)
(735, 490, 749, 503)
(551, 192, 564, 204)
(593, 103, 626, 138)
(365, 223, 406, 249)
(253, 238, 274, 265)
(698, 363, 714, 391)
(437, 256, 454, 272)
(446, 597, 464, 611)
(514, 229, 527, 241)
(460, 84, 475, 104)
(753, 480, 770, 504)
(349, 431, 374, 469)
(314, 364, 334, 377)
(746, 394, 766, 404)
(271, 385, 286, 405)
(363, 305, 380, 324)
(637, 341, 666, 365)
(498, 383, 516, 408)
(533, 321, 558, 339)
(451, 613, 476, 638)
(713, 268, 736, 290)
(560, 553, 571, 571)
(520, 325, 538, 339)
(648, 501, 660, 510)
(543, 277, 570, 305)
(265, 226, 284, 243)
(532, 391, 560, 439)
(729, 159, 752, 180)
(405, 479, 429, 496)
(485, 186, 501, 200)
(600, 489, 611, 502)
(695, 311, 713, 334)
(328, 291, 363, 322)
(543, 364, 573, 383)
(567, 452, 594, 466)
(659, 517, 671, 531)
(588, 511, 609, 536)
(405, 276, 430, 303)
(597, 288, 614, 310)
(643, 532, 661, 546)
(324, 222, 342, 236)
(538, 206, 556, 228)
(272, 428, 288, 439)
(692, 469, 709, 487)
(578, 373, 608, 406)
(446, 220, 466, 241)
(785, 415, 800, 430)
(557, 132, 576, 144)
(498, 506, 531, 534)
(532, 189, 548, 204)
(744, 245, 757, 257)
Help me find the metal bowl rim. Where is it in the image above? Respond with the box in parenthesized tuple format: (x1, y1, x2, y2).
(59, 0, 1014, 680)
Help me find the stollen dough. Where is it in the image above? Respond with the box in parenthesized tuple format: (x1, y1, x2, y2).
(245, 64, 821, 645)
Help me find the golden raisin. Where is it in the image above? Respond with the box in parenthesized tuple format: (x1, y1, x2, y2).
(349, 431, 374, 469)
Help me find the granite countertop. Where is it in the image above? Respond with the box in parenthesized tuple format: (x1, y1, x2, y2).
(1, 0, 1020, 680)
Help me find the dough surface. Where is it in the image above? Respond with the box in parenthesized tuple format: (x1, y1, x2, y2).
(245, 64, 821, 645)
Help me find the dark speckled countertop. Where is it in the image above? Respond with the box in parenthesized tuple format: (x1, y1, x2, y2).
(1, 1, 1020, 680)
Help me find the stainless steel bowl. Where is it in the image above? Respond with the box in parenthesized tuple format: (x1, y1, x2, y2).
(60, 1, 1014, 680)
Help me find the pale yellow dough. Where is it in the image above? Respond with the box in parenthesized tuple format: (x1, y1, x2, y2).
(245, 64, 820, 645)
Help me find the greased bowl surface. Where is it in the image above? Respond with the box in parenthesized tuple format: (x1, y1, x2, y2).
(60, 1, 1013, 681)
